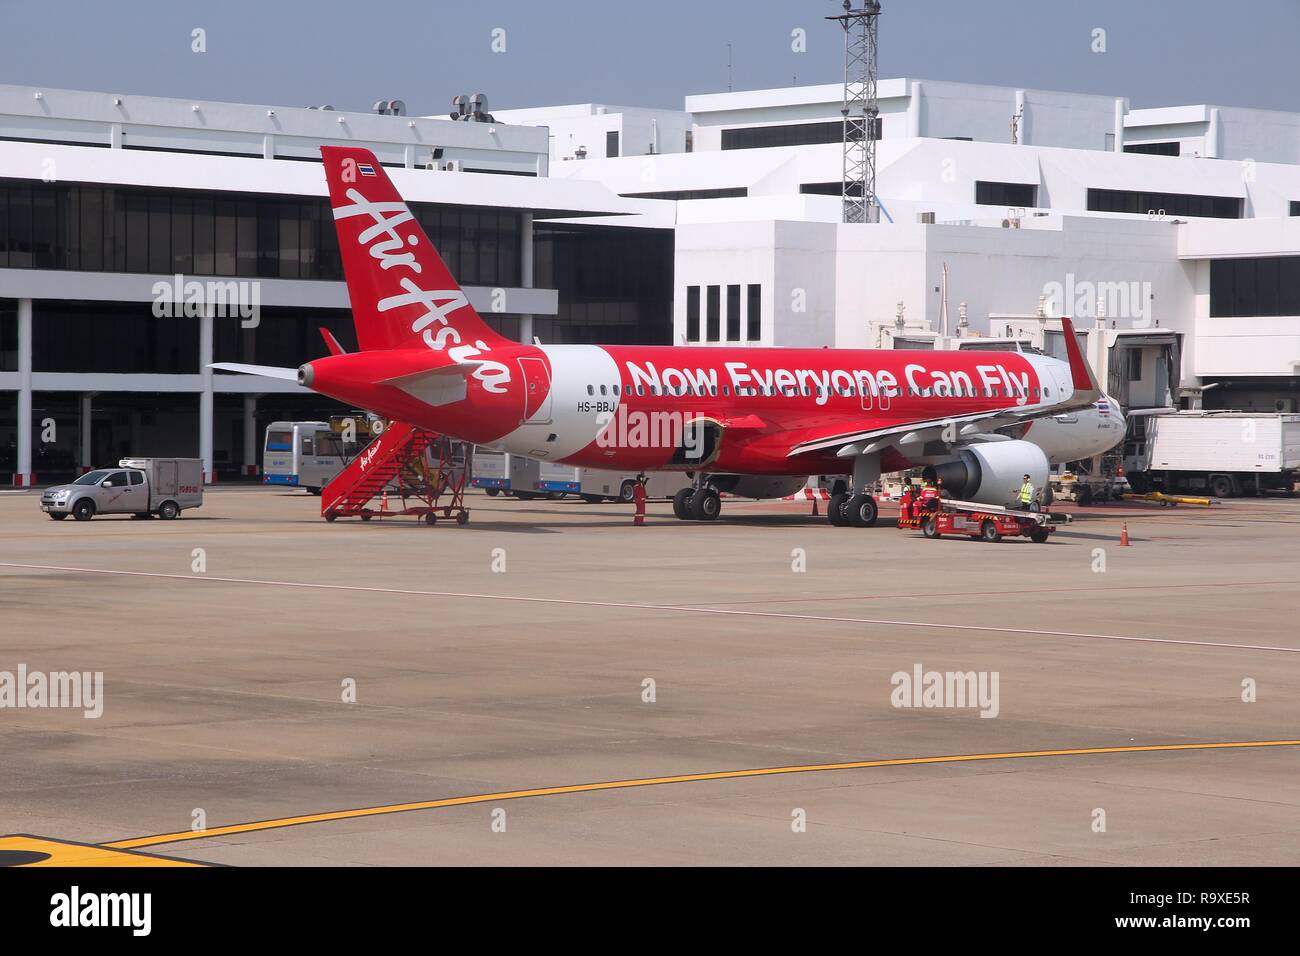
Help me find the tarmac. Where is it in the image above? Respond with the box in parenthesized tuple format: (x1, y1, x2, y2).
(1, 487, 1297, 866)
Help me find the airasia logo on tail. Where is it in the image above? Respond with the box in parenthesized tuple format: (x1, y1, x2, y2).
(333, 187, 511, 394)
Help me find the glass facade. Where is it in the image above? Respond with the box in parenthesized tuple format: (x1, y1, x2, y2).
(0, 299, 15, 372)
(33, 301, 199, 374)
(0, 179, 523, 287)
(721, 118, 881, 151)
(1210, 256, 1300, 317)
(623, 188, 747, 201)
(1124, 142, 1181, 156)
(1088, 188, 1241, 219)
(533, 224, 674, 344)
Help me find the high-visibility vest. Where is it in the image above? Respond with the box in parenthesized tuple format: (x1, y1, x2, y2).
(1019, 482, 1034, 503)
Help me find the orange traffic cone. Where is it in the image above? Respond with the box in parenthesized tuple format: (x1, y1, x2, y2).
(811, 494, 820, 516)
(381, 489, 389, 514)
(1120, 522, 1130, 546)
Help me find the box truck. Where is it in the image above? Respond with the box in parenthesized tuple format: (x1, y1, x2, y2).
(1123, 412, 1300, 498)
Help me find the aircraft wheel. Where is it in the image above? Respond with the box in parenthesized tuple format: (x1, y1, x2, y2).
(846, 494, 877, 528)
(922, 516, 941, 539)
(828, 492, 849, 526)
(620, 480, 638, 503)
(672, 487, 695, 520)
(980, 519, 1002, 542)
(690, 487, 721, 521)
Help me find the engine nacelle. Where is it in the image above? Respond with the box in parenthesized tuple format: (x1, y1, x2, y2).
(922, 440, 1049, 507)
(709, 475, 809, 500)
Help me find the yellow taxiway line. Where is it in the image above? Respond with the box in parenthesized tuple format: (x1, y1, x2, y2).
(103, 739, 1300, 851)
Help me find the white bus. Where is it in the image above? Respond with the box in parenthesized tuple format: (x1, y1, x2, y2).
(578, 469, 685, 503)
(263, 421, 348, 495)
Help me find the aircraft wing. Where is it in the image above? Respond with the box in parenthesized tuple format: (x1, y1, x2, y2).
(786, 317, 1100, 459)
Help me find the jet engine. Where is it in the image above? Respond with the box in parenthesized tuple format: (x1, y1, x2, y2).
(708, 475, 809, 500)
(921, 440, 1049, 508)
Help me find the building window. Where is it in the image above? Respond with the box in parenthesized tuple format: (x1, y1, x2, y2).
(1087, 188, 1240, 219)
(706, 285, 720, 342)
(1124, 142, 1181, 156)
(725, 285, 741, 341)
(1290, 201, 1300, 217)
(975, 181, 1037, 207)
(720, 118, 881, 151)
(606, 130, 619, 158)
(746, 284, 761, 341)
(1210, 256, 1300, 317)
(686, 285, 700, 341)
(1126, 349, 1142, 381)
(799, 182, 863, 198)
(622, 187, 747, 201)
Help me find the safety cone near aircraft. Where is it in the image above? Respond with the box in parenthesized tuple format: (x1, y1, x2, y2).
(1121, 522, 1131, 546)
(214, 147, 1125, 527)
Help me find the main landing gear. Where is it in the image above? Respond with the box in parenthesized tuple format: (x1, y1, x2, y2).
(672, 478, 722, 521)
(827, 483, 878, 528)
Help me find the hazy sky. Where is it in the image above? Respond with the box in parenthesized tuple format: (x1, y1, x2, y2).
(2, 0, 1296, 115)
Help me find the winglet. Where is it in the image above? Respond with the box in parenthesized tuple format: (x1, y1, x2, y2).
(1059, 317, 1100, 398)
(320, 328, 347, 356)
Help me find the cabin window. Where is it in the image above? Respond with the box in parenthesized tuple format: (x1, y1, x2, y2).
(587, 385, 594, 396)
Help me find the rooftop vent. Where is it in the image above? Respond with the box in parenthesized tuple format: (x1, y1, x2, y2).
(374, 99, 407, 116)
(450, 92, 495, 124)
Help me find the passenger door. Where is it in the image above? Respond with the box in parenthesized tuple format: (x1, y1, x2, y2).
(97, 471, 142, 513)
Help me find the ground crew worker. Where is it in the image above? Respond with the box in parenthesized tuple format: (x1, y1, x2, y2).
(1018, 474, 1036, 511)
(632, 474, 648, 525)
(919, 478, 940, 512)
(899, 479, 915, 521)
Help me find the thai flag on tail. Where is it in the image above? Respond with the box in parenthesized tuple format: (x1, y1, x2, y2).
(358, 163, 377, 177)
(1096, 398, 1111, 417)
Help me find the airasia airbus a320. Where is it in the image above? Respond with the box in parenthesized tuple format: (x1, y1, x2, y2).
(216, 146, 1123, 525)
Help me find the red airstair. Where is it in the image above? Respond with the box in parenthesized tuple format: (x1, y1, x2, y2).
(321, 420, 471, 525)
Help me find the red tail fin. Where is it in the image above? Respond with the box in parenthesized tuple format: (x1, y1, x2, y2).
(320, 146, 511, 353)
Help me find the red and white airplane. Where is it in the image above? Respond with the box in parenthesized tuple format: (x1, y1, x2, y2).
(217, 146, 1123, 525)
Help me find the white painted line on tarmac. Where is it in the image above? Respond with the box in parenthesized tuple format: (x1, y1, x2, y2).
(2, 561, 1296, 655)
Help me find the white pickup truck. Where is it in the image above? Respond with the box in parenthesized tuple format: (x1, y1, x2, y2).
(40, 458, 204, 521)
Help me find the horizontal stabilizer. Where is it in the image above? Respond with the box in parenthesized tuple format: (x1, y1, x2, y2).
(209, 362, 299, 381)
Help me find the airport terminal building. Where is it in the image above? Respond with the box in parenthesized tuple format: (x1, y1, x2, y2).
(0, 85, 670, 483)
(3, 77, 1300, 484)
